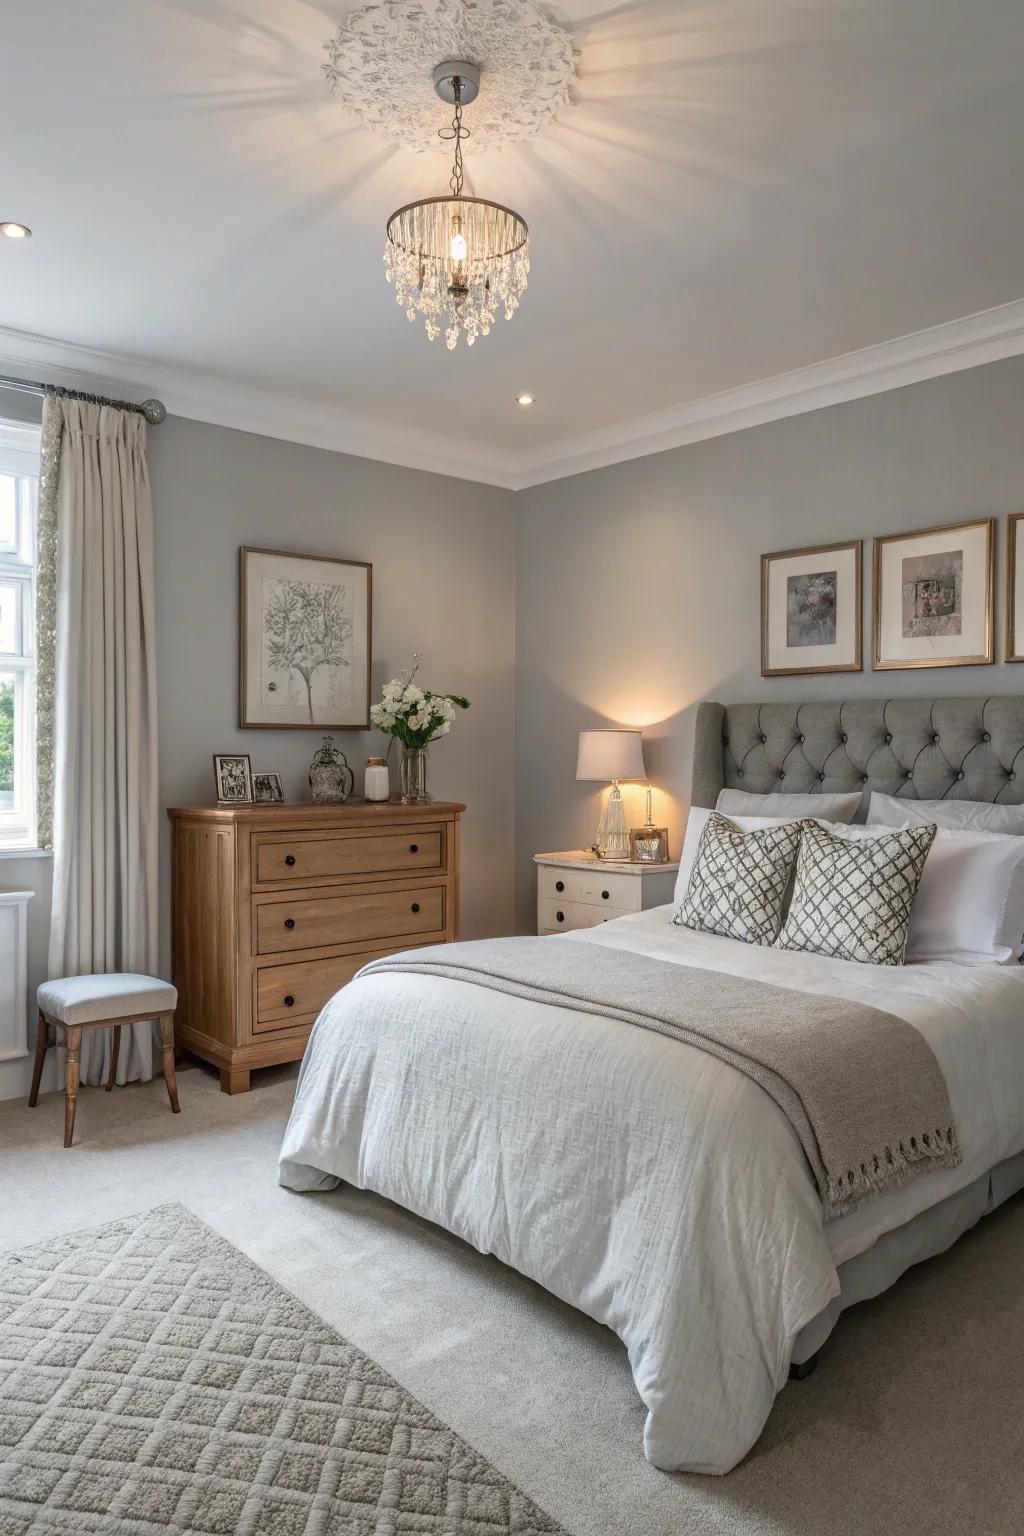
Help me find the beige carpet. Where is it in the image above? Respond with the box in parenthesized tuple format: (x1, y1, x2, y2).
(0, 1203, 563, 1535)
(2, 1066, 1022, 1536)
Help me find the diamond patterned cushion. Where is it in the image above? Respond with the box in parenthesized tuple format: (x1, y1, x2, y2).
(673, 811, 802, 945)
(775, 819, 936, 966)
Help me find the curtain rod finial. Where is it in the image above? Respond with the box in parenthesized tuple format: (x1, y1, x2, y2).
(141, 399, 166, 424)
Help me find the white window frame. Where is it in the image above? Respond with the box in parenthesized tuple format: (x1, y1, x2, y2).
(0, 421, 41, 851)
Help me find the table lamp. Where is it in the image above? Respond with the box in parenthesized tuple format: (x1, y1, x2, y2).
(576, 728, 646, 860)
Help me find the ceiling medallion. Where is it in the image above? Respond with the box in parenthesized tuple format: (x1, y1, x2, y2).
(323, 0, 575, 154)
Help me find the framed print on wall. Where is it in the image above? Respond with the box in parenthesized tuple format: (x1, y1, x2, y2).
(1006, 513, 1024, 662)
(240, 547, 372, 729)
(761, 540, 862, 677)
(873, 518, 994, 671)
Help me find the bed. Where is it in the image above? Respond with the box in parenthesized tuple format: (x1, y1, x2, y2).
(279, 695, 1024, 1474)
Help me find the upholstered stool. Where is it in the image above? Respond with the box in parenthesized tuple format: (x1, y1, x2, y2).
(30, 974, 180, 1147)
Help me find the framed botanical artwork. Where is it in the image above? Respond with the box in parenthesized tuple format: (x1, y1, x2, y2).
(240, 547, 372, 730)
(213, 753, 253, 804)
(873, 518, 994, 671)
(761, 540, 861, 677)
(252, 771, 284, 803)
(1006, 514, 1024, 662)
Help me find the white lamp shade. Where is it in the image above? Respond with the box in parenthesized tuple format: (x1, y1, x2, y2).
(576, 728, 646, 782)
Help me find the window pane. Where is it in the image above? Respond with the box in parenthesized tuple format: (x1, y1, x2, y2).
(0, 582, 18, 653)
(0, 477, 15, 549)
(0, 673, 13, 809)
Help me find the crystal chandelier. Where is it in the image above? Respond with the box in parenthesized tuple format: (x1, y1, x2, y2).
(384, 63, 528, 349)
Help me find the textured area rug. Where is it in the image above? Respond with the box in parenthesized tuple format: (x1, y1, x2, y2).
(0, 1204, 564, 1536)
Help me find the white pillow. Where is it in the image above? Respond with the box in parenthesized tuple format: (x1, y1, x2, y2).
(823, 822, 1024, 965)
(869, 791, 1024, 836)
(675, 807, 802, 906)
(717, 789, 862, 823)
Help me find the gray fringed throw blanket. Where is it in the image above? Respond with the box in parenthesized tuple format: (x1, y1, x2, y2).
(359, 938, 961, 1218)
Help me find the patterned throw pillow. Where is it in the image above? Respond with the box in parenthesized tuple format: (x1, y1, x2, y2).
(775, 818, 936, 966)
(674, 811, 803, 945)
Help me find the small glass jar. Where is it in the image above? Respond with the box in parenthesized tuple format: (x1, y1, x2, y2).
(364, 756, 390, 803)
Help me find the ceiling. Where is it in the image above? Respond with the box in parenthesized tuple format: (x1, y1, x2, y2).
(2, 0, 1023, 485)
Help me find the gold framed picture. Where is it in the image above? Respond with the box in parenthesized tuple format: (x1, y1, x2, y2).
(873, 518, 994, 671)
(1005, 514, 1024, 662)
(761, 540, 861, 677)
(239, 546, 372, 730)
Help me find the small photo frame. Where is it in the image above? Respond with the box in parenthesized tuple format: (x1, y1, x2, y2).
(252, 771, 284, 804)
(1006, 513, 1024, 662)
(213, 753, 253, 805)
(761, 540, 862, 677)
(874, 518, 994, 671)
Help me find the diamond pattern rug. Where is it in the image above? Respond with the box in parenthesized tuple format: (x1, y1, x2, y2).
(0, 1204, 565, 1535)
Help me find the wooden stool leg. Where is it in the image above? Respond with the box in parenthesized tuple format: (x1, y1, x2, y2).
(64, 1025, 82, 1148)
(106, 1024, 121, 1091)
(28, 1010, 49, 1108)
(160, 1015, 180, 1114)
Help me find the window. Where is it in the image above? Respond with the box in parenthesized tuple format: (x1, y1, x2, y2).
(0, 420, 41, 849)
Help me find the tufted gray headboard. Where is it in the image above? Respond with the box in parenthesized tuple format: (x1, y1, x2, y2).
(691, 697, 1024, 810)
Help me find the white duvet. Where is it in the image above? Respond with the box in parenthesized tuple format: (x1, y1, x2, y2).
(278, 907, 1024, 1474)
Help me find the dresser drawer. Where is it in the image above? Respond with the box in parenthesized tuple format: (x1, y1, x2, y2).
(539, 897, 633, 933)
(254, 827, 444, 885)
(256, 885, 445, 955)
(537, 865, 640, 912)
(254, 953, 368, 1031)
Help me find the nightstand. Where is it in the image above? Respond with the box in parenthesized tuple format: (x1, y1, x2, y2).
(534, 851, 680, 935)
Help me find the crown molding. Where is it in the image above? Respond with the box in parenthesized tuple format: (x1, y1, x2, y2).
(0, 325, 522, 491)
(512, 297, 1024, 489)
(1, 298, 1022, 494)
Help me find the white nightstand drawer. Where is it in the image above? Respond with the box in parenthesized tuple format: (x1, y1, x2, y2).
(539, 896, 633, 933)
(537, 865, 640, 912)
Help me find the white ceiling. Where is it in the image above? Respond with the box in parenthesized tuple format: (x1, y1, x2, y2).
(3, 0, 1023, 485)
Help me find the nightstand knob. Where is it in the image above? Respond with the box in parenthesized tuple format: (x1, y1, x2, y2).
(411, 902, 420, 913)
(283, 995, 295, 1007)
(284, 918, 295, 930)
(601, 890, 610, 900)
(555, 880, 565, 892)
(556, 910, 565, 923)
(284, 854, 296, 867)
(410, 843, 419, 854)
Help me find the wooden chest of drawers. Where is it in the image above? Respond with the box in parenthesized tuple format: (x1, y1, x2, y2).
(169, 801, 464, 1093)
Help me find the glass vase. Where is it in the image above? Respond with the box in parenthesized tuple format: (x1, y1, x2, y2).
(400, 746, 432, 804)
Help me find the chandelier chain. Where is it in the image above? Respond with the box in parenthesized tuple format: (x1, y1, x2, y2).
(438, 75, 469, 198)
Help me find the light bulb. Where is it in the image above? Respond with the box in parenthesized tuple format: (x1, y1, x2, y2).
(0, 222, 31, 240)
(450, 231, 468, 262)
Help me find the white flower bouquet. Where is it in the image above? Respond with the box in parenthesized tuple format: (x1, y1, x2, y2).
(369, 654, 470, 749)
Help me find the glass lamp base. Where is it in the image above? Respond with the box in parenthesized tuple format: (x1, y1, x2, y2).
(596, 782, 631, 860)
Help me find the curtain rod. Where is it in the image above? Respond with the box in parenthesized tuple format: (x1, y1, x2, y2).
(0, 373, 167, 424)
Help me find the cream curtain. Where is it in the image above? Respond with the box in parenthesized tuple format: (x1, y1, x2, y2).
(40, 396, 160, 1086)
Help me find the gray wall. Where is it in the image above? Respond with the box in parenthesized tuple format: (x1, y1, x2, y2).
(149, 416, 517, 978)
(1, 394, 516, 1099)
(514, 355, 1024, 930)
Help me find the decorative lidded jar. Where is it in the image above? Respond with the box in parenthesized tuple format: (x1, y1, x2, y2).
(308, 736, 354, 804)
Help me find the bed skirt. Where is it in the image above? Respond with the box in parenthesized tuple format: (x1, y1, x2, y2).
(792, 1148, 1024, 1365)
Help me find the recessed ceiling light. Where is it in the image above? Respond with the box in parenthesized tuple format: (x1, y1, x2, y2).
(516, 393, 534, 407)
(0, 222, 31, 240)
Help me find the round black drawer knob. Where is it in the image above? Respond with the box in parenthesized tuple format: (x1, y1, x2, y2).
(555, 880, 565, 892)
(284, 918, 295, 930)
(284, 854, 296, 867)
(411, 902, 420, 913)
(556, 910, 565, 923)
(283, 995, 295, 1007)
(602, 890, 610, 900)
(410, 843, 419, 853)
